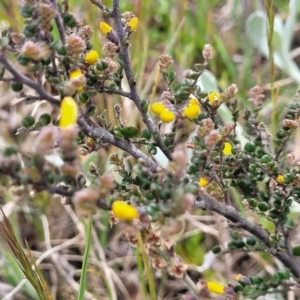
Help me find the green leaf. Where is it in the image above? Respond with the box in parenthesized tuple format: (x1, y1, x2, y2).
(141, 129, 151, 139)
(120, 126, 139, 138)
(141, 99, 148, 113)
(87, 104, 97, 117)
(38, 113, 51, 126)
(78, 215, 93, 300)
(168, 70, 176, 83)
(22, 116, 35, 128)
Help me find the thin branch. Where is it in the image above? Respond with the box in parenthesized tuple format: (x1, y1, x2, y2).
(97, 86, 132, 99)
(50, 0, 66, 44)
(0, 54, 60, 106)
(195, 194, 300, 277)
(90, 0, 106, 11)
(111, 0, 172, 161)
(77, 114, 159, 172)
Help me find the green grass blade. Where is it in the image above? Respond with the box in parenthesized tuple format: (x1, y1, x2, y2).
(77, 215, 93, 300)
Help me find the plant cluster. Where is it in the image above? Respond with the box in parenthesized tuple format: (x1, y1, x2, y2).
(1, 0, 300, 299)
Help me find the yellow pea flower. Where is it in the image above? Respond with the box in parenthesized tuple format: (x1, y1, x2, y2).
(159, 110, 175, 123)
(151, 102, 166, 115)
(199, 176, 209, 187)
(223, 142, 232, 155)
(59, 97, 78, 128)
(189, 98, 199, 105)
(112, 201, 139, 220)
(69, 68, 84, 93)
(207, 281, 225, 295)
(99, 22, 113, 37)
(127, 17, 138, 32)
(276, 175, 285, 184)
(207, 91, 221, 105)
(84, 50, 99, 65)
(183, 104, 200, 119)
(69, 68, 83, 79)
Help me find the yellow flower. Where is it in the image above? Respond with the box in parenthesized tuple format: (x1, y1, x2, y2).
(151, 103, 166, 115)
(223, 142, 232, 155)
(160, 110, 175, 123)
(84, 50, 99, 65)
(189, 98, 199, 105)
(207, 91, 221, 105)
(127, 17, 138, 32)
(207, 281, 225, 295)
(59, 97, 78, 128)
(112, 201, 139, 220)
(99, 22, 112, 37)
(69, 68, 82, 79)
(276, 174, 285, 184)
(183, 104, 200, 119)
(69, 68, 84, 93)
(199, 176, 209, 187)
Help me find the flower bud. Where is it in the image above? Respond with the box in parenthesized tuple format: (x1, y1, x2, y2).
(99, 22, 113, 36)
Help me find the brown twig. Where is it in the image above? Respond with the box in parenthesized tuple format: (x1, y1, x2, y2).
(110, 0, 172, 161)
(77, 114, 159, 172)
(0, 54, 60, 106)
(195, 193, 300, 277)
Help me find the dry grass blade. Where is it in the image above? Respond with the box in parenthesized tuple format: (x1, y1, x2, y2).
(0, 207, 53, 300)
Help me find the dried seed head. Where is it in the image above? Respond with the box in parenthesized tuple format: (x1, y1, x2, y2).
(202, 44, 213, 61)
(286, 152, 295, 165)
(39, 4, 55, 31)
(220, 122, 235, 136)
(224, 83, 238, 99)
(159, 54, 173, 71)
(121, 11, 135, 24)
(73, 187, 99, 217)
(283, 119, 299, 129)
(205, 129, 220, 150)
(248, 85, 265, 108)
(168, 255, 187, 278)
(66, 35, 85, 59)
(160, 91, 173, 102)
(197, 118, 214, 138)
(103, 41, 119, 58)
(61, 163, 79, 177)
(21, 41, 43, 60)
(34, 126, 58, 154)
(79, 25, 94, 41)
